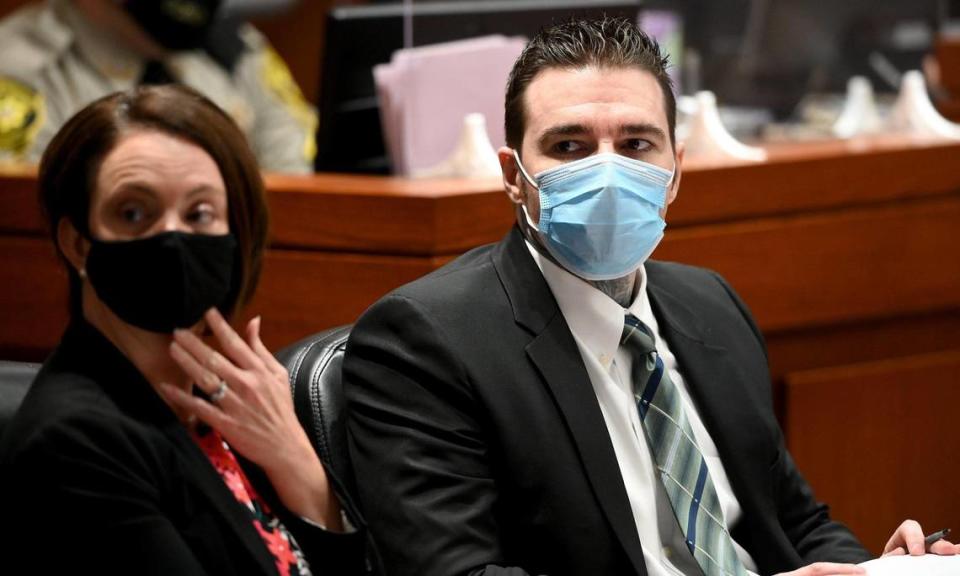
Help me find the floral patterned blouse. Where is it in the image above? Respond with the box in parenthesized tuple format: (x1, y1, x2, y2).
(193, 428, 313, 576)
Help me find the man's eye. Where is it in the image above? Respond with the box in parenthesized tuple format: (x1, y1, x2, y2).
(554, 140, 584, 154)
(624, 139, 652, 152)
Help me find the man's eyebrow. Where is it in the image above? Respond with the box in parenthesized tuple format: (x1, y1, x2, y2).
(537, 123, 589, 146)
(619, 123, 667, 141)
(536, 122, 668, 146)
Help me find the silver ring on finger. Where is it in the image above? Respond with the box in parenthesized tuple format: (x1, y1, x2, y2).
(209, 379, 228, 403)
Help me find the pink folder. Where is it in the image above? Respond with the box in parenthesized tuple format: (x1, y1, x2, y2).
(374, 35, 526, 175)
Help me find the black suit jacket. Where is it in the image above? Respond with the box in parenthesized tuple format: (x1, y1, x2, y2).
(0, 320, 365, 575)
(343, 227, 871, 576)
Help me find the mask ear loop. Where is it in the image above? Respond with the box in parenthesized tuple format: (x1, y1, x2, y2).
(512, 149, 539, 191)
(510, 149, 565, 272)
(511, 150, 544, 235)
(663, 158, 678, 209)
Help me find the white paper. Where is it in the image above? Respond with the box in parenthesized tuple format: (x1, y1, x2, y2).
(859, 554, 960, 576)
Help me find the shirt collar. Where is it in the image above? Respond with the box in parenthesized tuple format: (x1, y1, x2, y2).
(525, 240, 652, 369)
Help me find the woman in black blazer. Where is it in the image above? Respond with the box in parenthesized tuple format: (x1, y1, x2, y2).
(0, 85, 365, 575)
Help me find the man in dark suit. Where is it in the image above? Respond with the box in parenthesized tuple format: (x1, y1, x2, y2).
(342, 17, 957, 576)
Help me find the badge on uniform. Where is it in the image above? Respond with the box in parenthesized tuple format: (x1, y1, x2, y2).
(0, 78, 45, 157)
(260, 48, 318, 164)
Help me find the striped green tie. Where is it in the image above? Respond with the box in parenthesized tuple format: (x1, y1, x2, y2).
(621, 314, 747, 576)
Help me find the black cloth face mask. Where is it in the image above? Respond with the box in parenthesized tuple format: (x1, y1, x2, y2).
(123, 0, 223, 51)
(85, 231, 238, 333)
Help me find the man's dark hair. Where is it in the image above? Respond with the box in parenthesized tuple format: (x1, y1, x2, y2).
(504, 16, 675, 151)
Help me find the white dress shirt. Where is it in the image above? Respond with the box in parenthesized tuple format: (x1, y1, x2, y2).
(526, 242, 760, 576)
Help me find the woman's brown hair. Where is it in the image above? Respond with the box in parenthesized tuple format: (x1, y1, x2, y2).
(38, 85, 269, 319)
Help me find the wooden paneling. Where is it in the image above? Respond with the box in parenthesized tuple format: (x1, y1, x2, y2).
(937, 39, 960, 122)
(0, 237, 67, 360)
(246, 248, 449, 351)
(937, 38, 960, 96)
(263, 173, 511, 254)
(941, 99, 960, 122)
(785, 350, 960, 555)
(656, 195, 960, 333)
(675, 136, 960, 226)
(0, 166, 41, 235)
(764, 312, 960, 416)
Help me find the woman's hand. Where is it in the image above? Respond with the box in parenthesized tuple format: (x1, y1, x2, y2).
(160, 308, 343, 530)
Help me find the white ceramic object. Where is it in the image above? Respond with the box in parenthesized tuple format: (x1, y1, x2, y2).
(887, 70, 960, 139)
(413, 113, 502, 179)
(833, 76, 883, 138)
(681, 91, 767, 162)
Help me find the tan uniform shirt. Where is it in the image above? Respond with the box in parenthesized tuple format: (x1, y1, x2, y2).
(0, 0, 316, 173)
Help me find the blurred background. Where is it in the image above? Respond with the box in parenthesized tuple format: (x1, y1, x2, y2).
(216, 0, 954, 174)
(272, 0, 960, 173)
(2, 0, 956, 174)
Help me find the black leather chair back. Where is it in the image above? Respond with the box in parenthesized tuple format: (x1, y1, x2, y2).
(276, 326, 356, 495)
(0, 361, 40, 441)
(278, 326, 386, 575)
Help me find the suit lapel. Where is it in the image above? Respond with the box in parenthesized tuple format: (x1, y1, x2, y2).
(646, 281, 737, 451)
(526, 320, 649, 576)
(645, 269, 774, 522)
(494, 228, 648, 576)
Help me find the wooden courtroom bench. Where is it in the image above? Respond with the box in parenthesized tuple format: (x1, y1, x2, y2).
(787, 349, 960, 556)
(1, 135, 959, 553)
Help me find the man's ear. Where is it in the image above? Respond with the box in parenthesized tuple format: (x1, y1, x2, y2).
(57, 218, 90, 276)
(667, 141, 684, 206)
(498, 146, 525, 205)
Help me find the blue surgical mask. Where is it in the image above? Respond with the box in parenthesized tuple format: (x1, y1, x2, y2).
(514, 151, 675, 281)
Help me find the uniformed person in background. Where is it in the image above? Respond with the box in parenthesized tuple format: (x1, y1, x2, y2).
(0, 0, 316, 173)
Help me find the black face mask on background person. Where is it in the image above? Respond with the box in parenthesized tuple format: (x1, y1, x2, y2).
(123, 0, 223, 51)
(84, 231, 238, 333)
